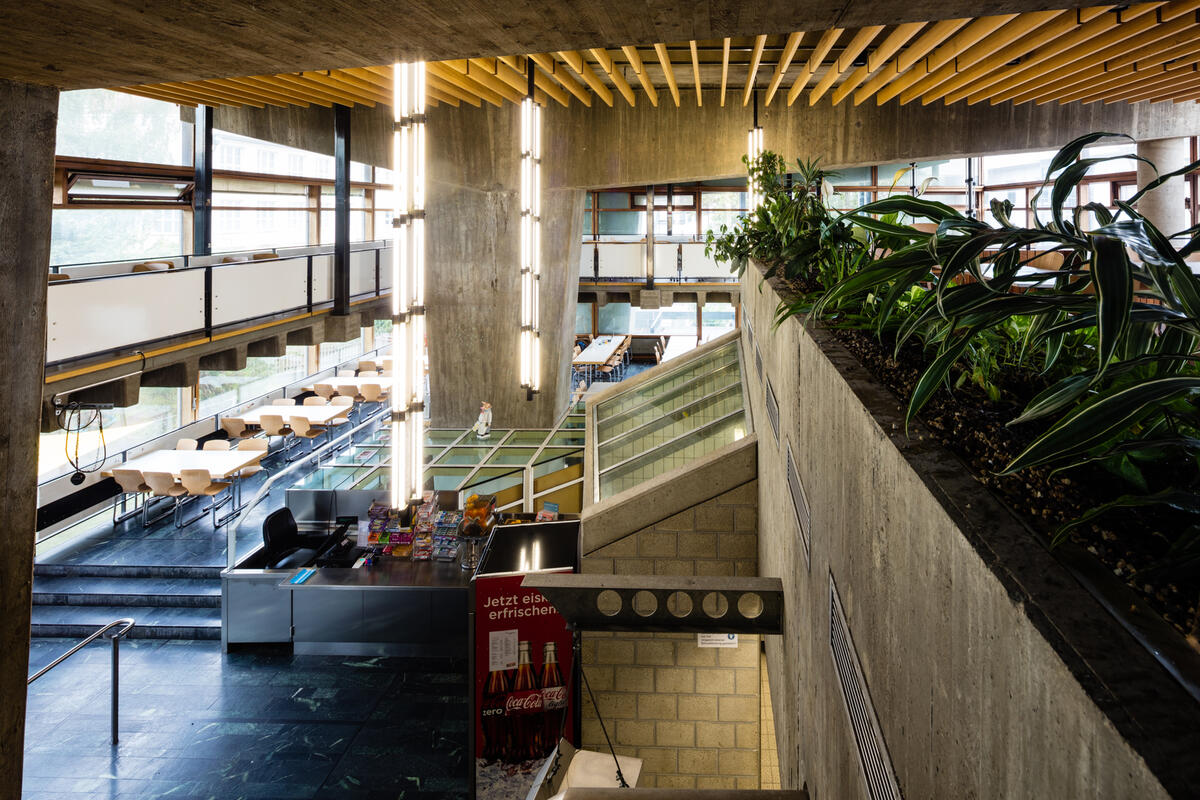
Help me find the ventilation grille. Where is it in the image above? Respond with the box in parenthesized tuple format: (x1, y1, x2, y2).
(765, 377, 779, 441)
(786, 444, 810, 565)
(754, 341, 763, 381)
(829, 575, 902, 800)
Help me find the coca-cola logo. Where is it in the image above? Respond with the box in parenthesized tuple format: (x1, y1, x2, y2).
(541, 686, 566, 708)
(505, 690, 544, 714)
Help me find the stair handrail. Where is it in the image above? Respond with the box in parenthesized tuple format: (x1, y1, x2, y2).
(27, 617, 135, 745)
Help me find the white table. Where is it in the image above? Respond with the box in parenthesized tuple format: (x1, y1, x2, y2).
(105, 448, 262, 480)
(306, 376, 392, 393)
(238, 404, 347, 426)
(574, 336, 626, 366)
(661, 335, 698, 362)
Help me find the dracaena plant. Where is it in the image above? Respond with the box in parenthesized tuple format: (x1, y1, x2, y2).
(811, 131, 1200, 536)
(705, 152, 868, 294)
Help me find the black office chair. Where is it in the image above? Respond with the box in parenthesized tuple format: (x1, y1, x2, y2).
(261, 508, 320, 569)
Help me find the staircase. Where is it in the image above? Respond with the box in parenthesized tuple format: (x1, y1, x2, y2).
(31, 564, 222, 640)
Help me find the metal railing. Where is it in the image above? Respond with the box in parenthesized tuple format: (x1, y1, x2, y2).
(27, 618, 135, 745)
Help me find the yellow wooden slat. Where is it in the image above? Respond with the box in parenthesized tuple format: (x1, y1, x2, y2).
(764, 31, 805, 106)
(529, 53, 592, 106)
(224, 76, 332, 107)
(303, 71, 390, 104)
(809, 26, 883, 105)
(621, 46, 659, 106)
(743, 34, 767, 105)
(787, 27, 842, 105)
(897, 10, 1066, 104)
(427, 62, 504, 107)
(963, 2, 1167, 103)
(876, 15, 1015, 105)
(464, 60, 524, 103)
(895, 18, 972, 72)
(427, 87, 459, 106)
(443, 60, 469, 74)
(116, 86, 199, 107)
(720, 38, 730, 106)
(160, 80, 268, 107)
(471, 56, 568, 107)
(831, 23, 924, 105)
(589, 48, 613, 74)
(690, 40, 702, 106)
(204, 77, 310, 107)
(340, 67, 390, 91)
(1002, 13, 1200, 105)
(1054, 39, 1200, 103)
(1092, 63, 1200, 103)
(557, 50, 615, 106)
(269, 73, 376, 106)
(591, 48, 636, 106)
(425, 72, 483, 106)
(936, 7, 1117, 104)
(1123, 66, 1200, 102)
(654, 42, 681, 106)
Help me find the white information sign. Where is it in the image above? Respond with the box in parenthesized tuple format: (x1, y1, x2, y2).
(488, 628, 519, 670)
(697, 633, 739, 648)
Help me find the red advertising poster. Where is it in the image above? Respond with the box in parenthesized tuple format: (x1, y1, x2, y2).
(474, 568, 575, 800)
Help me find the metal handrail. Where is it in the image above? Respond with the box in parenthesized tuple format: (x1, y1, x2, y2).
(28, 617, 135, 745)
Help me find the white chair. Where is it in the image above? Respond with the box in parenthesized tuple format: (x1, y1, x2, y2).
(179, 469, 232, 528)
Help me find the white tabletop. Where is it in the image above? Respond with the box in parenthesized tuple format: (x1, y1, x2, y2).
(308, 376, 392, 392)
(238, 404, 347, 425)
(661, 335, 698, 362)
(106, 448, 262, 480)
(574, 336, 626, 366)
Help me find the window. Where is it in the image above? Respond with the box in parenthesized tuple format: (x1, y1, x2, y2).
(39, 386, 182, 483)
(213, 130, 335, 179)
(50, 209, 185, 265)
(212, 209, 308, 251)
(319, 334, 366, 370)
(598, 302, 698, 336)
(57, 90, 190, 166)
(575, 303, 593, 335)
(981, 150, 1058, 185)
(197, 347, 309, 417)
(702, 303, 737, 340)
(373, 319, 393, 348)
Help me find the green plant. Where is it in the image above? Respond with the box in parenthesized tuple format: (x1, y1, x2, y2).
(809, 132, 1200, 536)
(705, 152, 868, 293)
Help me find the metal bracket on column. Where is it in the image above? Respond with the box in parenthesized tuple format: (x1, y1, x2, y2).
(521, 574, 784, 634)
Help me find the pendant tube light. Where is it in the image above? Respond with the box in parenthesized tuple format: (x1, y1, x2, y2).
(519, 61, 542, 399)
(747, 90, 764, 211)
(391, 61, 427, 508)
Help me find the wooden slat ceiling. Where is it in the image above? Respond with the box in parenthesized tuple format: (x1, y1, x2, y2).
(117, 2, 1200, 110)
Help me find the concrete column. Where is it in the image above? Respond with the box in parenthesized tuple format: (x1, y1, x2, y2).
(1136, 137, 1192, 236)
(0, 78, 58, 799)
(426, 102, 581, 428)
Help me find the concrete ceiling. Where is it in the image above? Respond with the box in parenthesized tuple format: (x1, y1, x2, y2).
(0, 0, 1100, 90)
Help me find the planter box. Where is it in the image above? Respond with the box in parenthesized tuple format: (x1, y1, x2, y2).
(743, 260, 1200, 798)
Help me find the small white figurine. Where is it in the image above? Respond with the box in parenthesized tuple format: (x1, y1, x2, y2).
(471, 400, 493, 439)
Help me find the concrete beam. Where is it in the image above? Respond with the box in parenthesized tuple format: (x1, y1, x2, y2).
(546, 97, 1200, 188)
(141, 359, 199, 389)
(323, 312, 363, 342)
(0, 77, 57, 798)
(198, 344, 248, 372)
(247, 334, 286, 358)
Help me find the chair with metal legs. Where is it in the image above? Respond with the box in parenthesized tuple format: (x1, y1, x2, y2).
(142, 471, 187, 527)
(178, 469, 233, 528)
(111, 468, 150, 525)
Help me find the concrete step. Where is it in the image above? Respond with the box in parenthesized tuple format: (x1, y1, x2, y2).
(33, 563, 223, 580)
(29, 605, 221, 640)
(32, 576, 220, 608)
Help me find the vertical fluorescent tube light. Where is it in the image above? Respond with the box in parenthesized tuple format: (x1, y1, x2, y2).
(519, 62, 541, 398)
(747, 90, 764, 211)
(391, 61, 427, 509)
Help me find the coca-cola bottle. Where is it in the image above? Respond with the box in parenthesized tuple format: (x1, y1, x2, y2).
(505, 640, 544, 760)
(539, 641, 566, 757)
(480, 667, 509, 761)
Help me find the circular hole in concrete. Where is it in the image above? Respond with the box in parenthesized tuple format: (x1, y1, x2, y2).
(597, 589, 622, 617)
(737, 592, 763, 619)
(701, 591, 729, 618)
(632, 590, 658, 617)
(666, 591, 693, 618)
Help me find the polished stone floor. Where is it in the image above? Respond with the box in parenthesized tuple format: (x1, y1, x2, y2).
(24, 638, 468, 800)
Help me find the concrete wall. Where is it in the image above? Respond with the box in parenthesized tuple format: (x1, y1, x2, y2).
(0, 78, 58, 799)
(741, 263, 1200, 798)
(580, 480, 761, 789)
(546, 97, 1200, 187)
(426, 102, 582, 428)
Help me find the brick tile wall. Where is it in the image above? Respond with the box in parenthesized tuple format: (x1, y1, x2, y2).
(579, 479, 760, 788)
